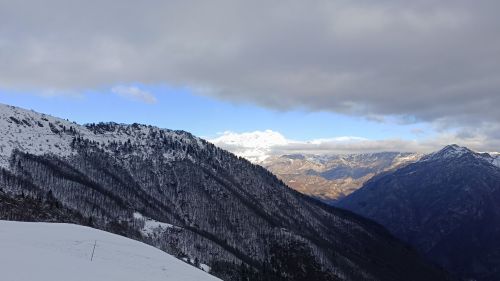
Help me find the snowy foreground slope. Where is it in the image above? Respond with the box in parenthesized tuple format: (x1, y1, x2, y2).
(0, 220, 220, 281)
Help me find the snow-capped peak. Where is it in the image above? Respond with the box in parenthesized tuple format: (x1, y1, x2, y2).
(209, 130, 289, 163)
(423, 144, 473, 160)
(0, 103, 204, 167)
(440, 144, 471, 155)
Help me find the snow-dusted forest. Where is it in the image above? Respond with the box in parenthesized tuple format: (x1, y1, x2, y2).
(0, 104, 448, 281)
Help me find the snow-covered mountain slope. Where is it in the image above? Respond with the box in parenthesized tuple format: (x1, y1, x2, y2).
(421, 144, 500, 167)
(0, 103, 452, 281)
(0, 103, 199, 167)
(0, 220, 219, 281)
(492, 154, 500, 167)
(481, 151, 500, 168)
(209, 130, 289, 163)
(0, 104, 76, 166)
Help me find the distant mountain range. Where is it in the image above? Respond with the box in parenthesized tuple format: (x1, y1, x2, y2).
(0, 104, 451, 281)
(262, 152, 422, 202)
(339, 144, 500, 281)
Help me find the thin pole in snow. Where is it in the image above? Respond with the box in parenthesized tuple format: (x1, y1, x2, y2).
(90, 240, 97, 261)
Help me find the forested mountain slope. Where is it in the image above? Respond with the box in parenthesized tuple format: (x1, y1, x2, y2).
(0, 104, 451, 281)
(339, 145, 500, 281)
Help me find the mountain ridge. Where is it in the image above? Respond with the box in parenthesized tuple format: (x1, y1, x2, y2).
(0, 103, 451, 281)
(262, 152, 422, 202)
(339, 144, 500, 281)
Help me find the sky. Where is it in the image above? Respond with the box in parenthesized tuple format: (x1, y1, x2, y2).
(0, 86, 433, 141)
(0, 0, 499, 156)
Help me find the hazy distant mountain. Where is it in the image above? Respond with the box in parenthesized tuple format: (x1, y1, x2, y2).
(0, 104, 451, 281)
(262, 152, 422, 202)
(339, 144, 500, 281)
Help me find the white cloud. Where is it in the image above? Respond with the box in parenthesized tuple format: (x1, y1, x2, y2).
(36, 89, 83, 99)
(209, 129, 500, 163)
(111, 86, 157, 104)
(210, 130, 289, 162)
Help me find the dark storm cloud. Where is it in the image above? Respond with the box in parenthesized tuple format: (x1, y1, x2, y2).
(1, 0, 499, 126)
